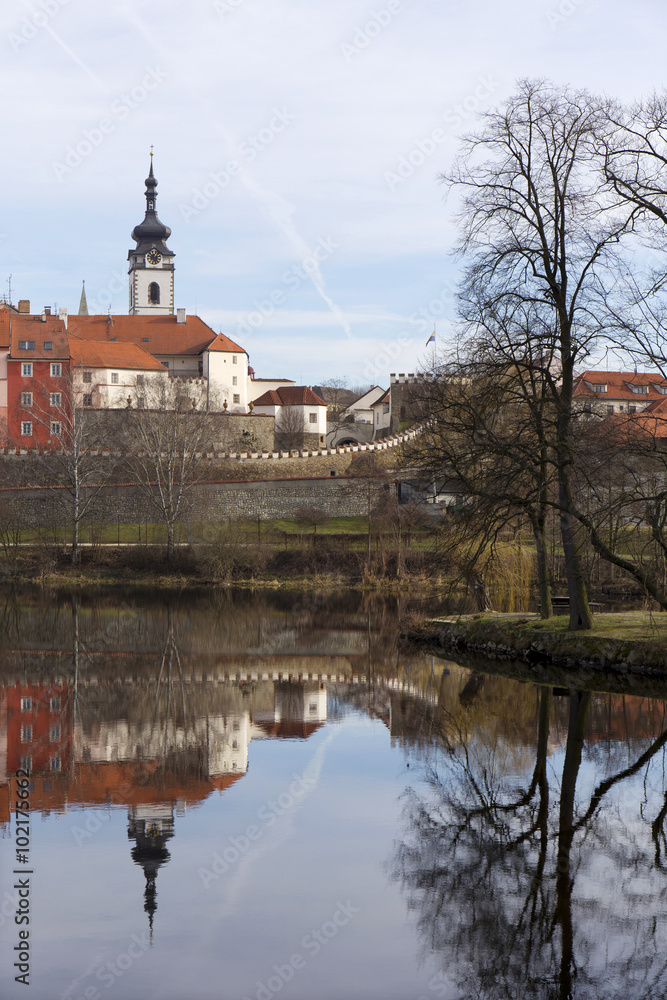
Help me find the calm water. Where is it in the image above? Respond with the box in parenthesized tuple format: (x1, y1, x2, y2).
(1, 589, 667, 1000)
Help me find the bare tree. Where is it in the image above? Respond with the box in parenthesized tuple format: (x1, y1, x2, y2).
(275, 405, 306, 452)
(444, 79, 638, 628)
(13, 368, 116, 564)
(294, 505, 330, 534)
(122, 376, 217, 560)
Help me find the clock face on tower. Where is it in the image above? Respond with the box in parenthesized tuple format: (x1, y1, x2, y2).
(147, 249, 162, 265)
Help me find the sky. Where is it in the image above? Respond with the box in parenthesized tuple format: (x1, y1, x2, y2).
(0, 0, 664, 386)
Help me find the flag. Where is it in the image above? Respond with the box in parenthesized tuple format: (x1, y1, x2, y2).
(425, 329, 435, 347)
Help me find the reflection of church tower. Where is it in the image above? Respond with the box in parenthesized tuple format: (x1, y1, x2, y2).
(127, 804, 175, 942)
(128, 153, 175, 315)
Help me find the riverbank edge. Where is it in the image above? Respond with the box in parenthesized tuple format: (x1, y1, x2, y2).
(401, 613, 667, 678)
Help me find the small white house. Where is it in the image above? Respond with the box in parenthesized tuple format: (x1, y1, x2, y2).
(69, 337, 168, 408)
(344, 385, 386, 424)
(370, 387, 391, 437)
(252, 386, 328, 444)
(203, 333, 249, 412)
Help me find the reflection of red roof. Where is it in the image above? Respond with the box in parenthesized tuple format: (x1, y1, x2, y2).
(255, 721, 325, 739)
(253, 386, 326, 407)
(68, 336, 167, 371)
(67, 314, 219, 356)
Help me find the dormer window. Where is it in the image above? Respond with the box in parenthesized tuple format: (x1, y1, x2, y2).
(18, 340, 35, 350)
(654, 384, 667, 395)
(631, 384, 649, 394)
(591, 384, 607, 393)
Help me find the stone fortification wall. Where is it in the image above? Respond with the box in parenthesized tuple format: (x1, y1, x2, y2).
(82, 409, 276, 455)
(0, 476, 387, 527)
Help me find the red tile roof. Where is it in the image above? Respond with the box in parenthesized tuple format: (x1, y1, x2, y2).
(206, 332, 247, 354)
(8, 315, 70, 359)
(253, 386, 326, 407)
(67, 314, 220, 356)
(68, 336, 167, 371)
(573, 370, 667, 401)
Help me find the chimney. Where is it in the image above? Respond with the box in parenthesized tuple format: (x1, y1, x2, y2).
(18, 300, 30, 314)
(177, 308, 186, 324)
(58, 307, 68, 330)
(44, 306, 51, 316)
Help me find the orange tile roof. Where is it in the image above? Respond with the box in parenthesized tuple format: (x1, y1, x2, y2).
(68, 336, 167, 371)
(253, 386, 326, 407)
(206, 332, 247, 354)
(573, 370, 667, 401)
(8, 315, 70, 359)
(67, 314, 220, 356)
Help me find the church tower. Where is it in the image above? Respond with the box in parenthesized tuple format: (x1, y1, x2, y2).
(128, 154, 175, 315)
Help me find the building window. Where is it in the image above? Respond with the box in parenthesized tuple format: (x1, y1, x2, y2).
(591, 384, 607, 393)
(49, 757, 61, 772)
(629, 405, 637, 414)
(83, 394, 93, 407)
(111, 373, 119, 384)
(20, 697, 32, 711)
(233, 394, 240, 404)
(49, 725, 61, 742)
(607, 405, 614, 415)
(50, 392, 61, 407)
(19, 756, 32, 772)
(232, 740, 238, 750)
(50, 363, 62, 377)
(21, 724, 32, 742)
(232, 356, 237, 364)
(21, 363, 32, 377)
(50, 697, 61, 712)
(148, 282, 160, 304)
(383, 402, 390, 414)
(632, 385, 649, 394)
(44, 341, 52, 351)
(82, 371, 92, 383)
(309, 412, 317, 423)
(232, 376, 238, 386)
(21, 421, 32, 436)
(583, 402, 592, 414)
(20, 392, 32, 407)
(50, 422, 61, 436)
(18, 340, 35, 350)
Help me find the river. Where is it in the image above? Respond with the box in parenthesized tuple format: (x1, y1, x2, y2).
(0, 588, 666, 999)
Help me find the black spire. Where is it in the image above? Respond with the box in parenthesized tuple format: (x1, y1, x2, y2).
(131, 154, 172, 255)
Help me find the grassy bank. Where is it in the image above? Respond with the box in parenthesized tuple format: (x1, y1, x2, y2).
(402, 611, 667, 675)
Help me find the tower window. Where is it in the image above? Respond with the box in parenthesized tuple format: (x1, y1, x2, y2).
(148, 282, 160, 305)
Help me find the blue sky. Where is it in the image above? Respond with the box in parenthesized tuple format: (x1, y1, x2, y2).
(0, 0, 664, 384)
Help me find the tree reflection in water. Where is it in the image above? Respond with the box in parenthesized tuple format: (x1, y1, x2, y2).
(388, 674, 667, 1000)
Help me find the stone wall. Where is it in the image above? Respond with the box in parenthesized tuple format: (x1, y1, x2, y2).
(0, 475, 388, 527)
